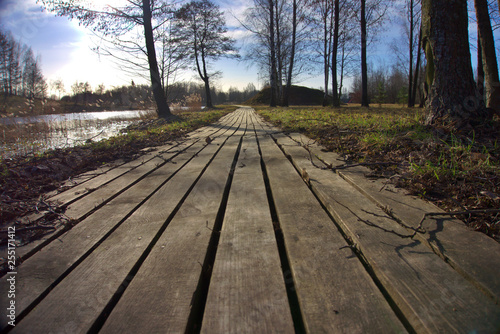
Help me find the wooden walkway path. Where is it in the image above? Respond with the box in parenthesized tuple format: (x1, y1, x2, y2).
(1, 107, 500, 333)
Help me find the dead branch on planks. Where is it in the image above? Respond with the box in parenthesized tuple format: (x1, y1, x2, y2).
(411, 209, 500, 239)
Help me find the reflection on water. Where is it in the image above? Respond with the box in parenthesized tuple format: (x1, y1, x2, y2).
(0, 110, 154, 125)
(1, 110, 156, 158)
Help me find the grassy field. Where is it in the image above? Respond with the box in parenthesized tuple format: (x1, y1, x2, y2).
(257, 105, 500, 240)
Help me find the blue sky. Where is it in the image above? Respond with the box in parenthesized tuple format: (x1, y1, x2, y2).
(0, 0, 263, 94)
(0, 0, 498, 96)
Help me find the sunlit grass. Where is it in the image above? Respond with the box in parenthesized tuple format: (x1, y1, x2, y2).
(257, 105, 500, 237)
(257, 105, 429, 148)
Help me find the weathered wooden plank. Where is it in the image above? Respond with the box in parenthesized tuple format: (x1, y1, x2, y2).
(287, 132, 500, 305)
(0, 112, 246, 331)
(46, 158, 127, 198)
(48, 109, 239, 207)
(200, 134, 294, 334)
(271, 131, 500, 333)
(13, 110, 244, 260)
(0, 141, 206, 319)
(11, 110, 240, 254)
(8, 121, 243, 333)
(99, 133, 244, 334)
(48, 142, 181, 206)
(256, 131, 406, 333)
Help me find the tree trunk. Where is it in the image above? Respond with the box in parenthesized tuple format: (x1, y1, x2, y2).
(331, 0, 340, 107)
(408, 0, 414, 107)
(204, 78, 213, 109)
(142, 0, 171, 118)
(201, 48, 214, 109)
(322, 0, 332, 107)
(474, 0, 500, 111)
(422, 0, 485, 126)
(477, 30, 485, 98)
(361, 0, 369, 107)
(410, 26, 422, 107)
(269, 0, 277, 107)
(283, 0, 297, 107)
(275, 1, 283, 105)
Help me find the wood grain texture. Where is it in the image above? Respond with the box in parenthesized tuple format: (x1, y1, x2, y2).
(99, 133, 244, 334)
(7, 116, 244, 333)
(201, 134, 294, 334)
(256, 130, 406, 333)
(272, 131, 500, 333)
(288, 132, 500, 305)
(0, 138, 212, 321)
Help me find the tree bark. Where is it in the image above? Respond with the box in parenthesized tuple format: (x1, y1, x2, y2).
(142, 0, 171, 118)
(322, 1, 331, 107)
(410, 26, 422, 107)
(275, 1, 283, 105)
(283, 0, 297, 107)
(361, 0, 369, 107)
(422, 0, 485, 126)
(408, 0, 414, 107)
(477, 30, 485, 98)
(202, 50, 214, 109)
(331, 0, 340, 107)
(474, 0, 500, 111)
(269, 0, 277, 107)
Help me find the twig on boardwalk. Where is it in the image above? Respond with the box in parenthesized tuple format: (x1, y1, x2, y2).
(333, 162, 399, 171)
(379, 174, 402, 192)
(333, 198, 417, 239)
(288, 134, 324, 169)
(411, 209, 500, 239)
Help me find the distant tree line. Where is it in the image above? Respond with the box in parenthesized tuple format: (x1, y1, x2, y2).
(61, 80, 259, 110)
(0, 29, 47, 101)
(350, 63, 425, 106)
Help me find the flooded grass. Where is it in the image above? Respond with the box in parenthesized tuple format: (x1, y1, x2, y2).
(0, 110, 157, 159)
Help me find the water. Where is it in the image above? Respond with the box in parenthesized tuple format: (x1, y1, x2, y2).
(1, 110, 156, 158)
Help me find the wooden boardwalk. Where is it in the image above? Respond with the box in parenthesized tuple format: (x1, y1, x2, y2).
(1, 107, 500, 333)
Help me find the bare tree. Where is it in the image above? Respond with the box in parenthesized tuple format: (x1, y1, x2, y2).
(337, 0, 358, 101)
(312, 0, 333, 106)
(474, 0, 500, 111)
(22, 48, 46, 101)
(243, 0, 310, 107)
(331, 0, 340, 107)
(269, 0, 278, 106)
(356, 0, 389, 107)
(156, 20, 189, 102)
(39, 0, 173, 118)
(172, 0, 238, 109)
(422, 0, 487, 126)
(282, 0, 297, 107)
(51, 78, 65, 99)
(0, 30, 23, 96)
(361, 0, 368, 106)
(406, 0, 422, 107)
